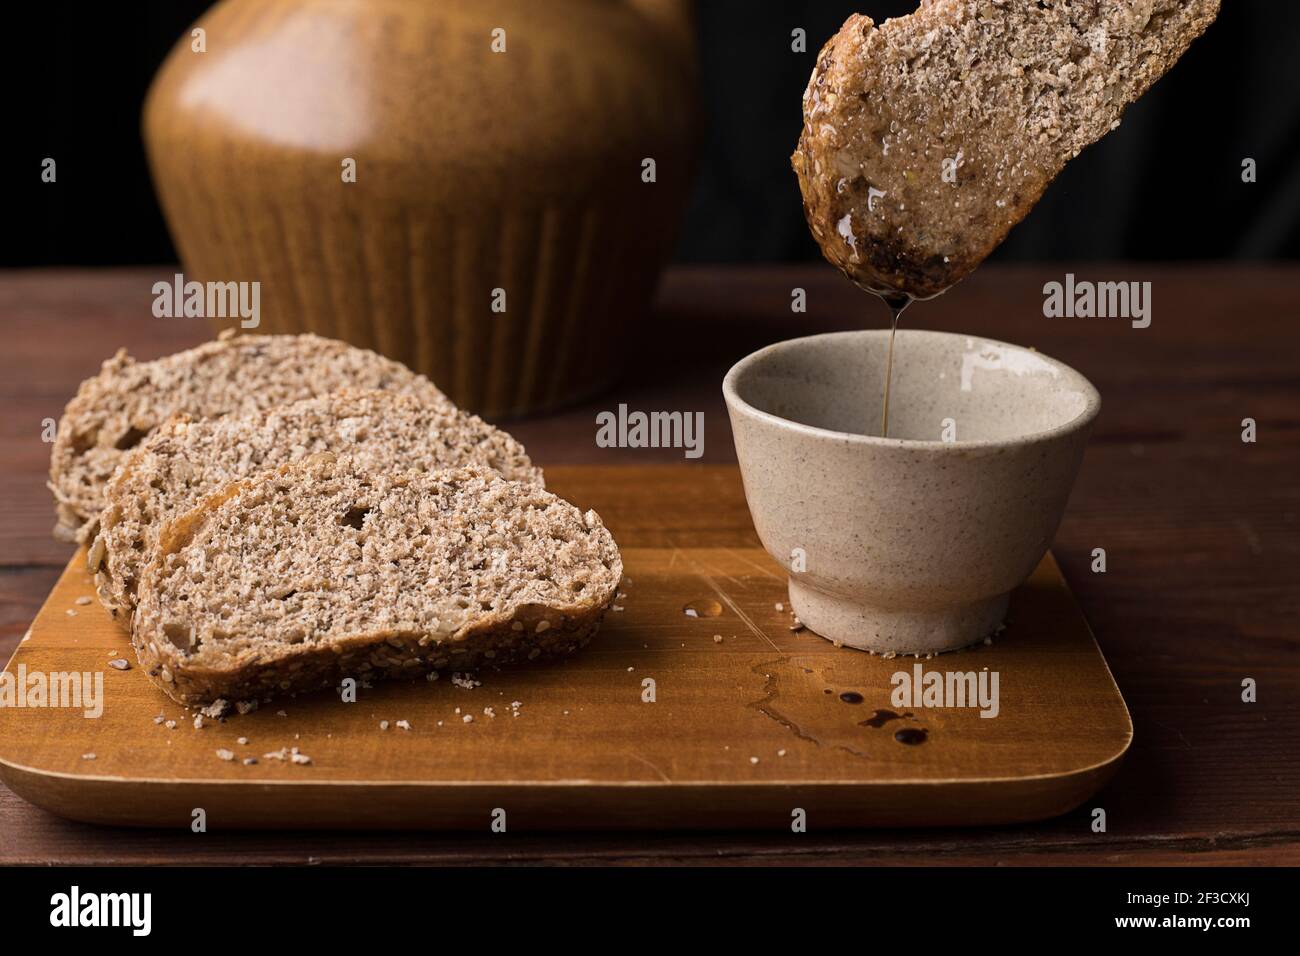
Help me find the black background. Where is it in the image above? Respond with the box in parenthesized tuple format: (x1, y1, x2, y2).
(7, 0, 1299, 267)
(0, 864, 1278, 940)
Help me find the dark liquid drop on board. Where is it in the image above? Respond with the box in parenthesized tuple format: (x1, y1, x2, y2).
(894, 727, 928, 746)
(876, 292, 913, 438)
(860, 709, 914, 728)
(838, 691, 864, 704)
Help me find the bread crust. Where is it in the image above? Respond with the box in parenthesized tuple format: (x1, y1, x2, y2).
(792, 0, 1220, 299)
(135, 605, 608, 708)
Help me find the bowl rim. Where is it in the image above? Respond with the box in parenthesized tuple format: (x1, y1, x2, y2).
(722, 328, 1102, 451)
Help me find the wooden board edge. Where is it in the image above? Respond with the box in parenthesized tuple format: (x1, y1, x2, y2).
(0, 741, 1129, 831)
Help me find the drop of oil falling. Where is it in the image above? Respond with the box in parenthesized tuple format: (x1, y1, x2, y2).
(877, 291, 913, 439)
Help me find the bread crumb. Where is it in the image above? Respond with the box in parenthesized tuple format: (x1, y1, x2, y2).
(66, 609, 77, 617)
(713, 635, 723, 644)
(216, 748, 235, 762)
(775, 602, 784, 611)
(75, 596, 93, 606)
(164, 720, 176, 730)
(749, 756, 759, 765)
(379, 720, 390, 730)
(108, 659, 131, 670)
(237, 737, 249, 746)
(396, 720, 411, 731)
(242, 757, 258, 766)
(81, 752, 95, 760)
(193, 714, 205, 730)
(462, 714, 474, 723)
(263, 746, 312, 765)
(235, 700, 258, 715)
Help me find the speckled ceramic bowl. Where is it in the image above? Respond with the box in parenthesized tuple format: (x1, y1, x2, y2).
(723, 329, 1100, 655)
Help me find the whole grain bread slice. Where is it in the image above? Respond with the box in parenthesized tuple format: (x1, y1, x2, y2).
(792, 0, 1220, 299)
(93, 388, 544, 620)
(132, 454, 622, 707)
(50, 332, 452, 543)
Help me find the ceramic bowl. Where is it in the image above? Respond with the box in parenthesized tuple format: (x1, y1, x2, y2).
(723, 329, 1100, 655)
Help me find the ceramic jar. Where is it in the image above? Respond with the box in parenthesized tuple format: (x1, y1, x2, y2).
(144, 0, 698, 417)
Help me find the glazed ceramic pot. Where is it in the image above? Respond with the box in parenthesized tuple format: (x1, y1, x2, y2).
(723, 330, 1100, 655)
(144, 0, 698, 418)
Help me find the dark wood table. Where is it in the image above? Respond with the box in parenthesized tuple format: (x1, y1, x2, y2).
(2, 264, 1296, 865)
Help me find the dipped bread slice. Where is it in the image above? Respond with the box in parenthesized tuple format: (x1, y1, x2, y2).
(93, 388, 543, 620)
(132, 454, 622, 707)
(50, 332, 452, 543)
(792, 0, 1220, 299)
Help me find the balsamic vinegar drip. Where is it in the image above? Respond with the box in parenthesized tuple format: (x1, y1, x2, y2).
(877, 292, 913, 438)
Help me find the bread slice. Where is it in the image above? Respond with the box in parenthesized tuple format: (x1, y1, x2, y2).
(50, 332, 452, 543)
(792, 0, 1220, 299)
(131, 454, 622, 706)
(92, 388, 544, 620)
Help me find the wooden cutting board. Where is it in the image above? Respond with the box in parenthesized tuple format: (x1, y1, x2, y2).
(0, 466, 1130, 830)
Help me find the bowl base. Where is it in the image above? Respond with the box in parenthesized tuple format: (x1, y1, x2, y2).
(788, 579, 1009, 656)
